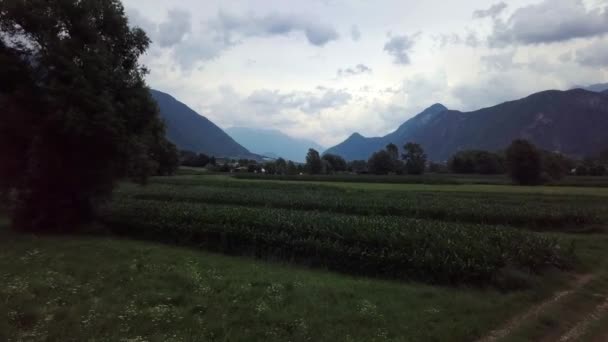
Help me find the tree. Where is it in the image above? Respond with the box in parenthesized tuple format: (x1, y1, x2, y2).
(385, 143, 403, 173)
(541, 151, 573, 181)
(0, 0, 175, 231)
(322, 154, 347, 173)
(600, 149, 608, 165)
(275, 158, 287, 175)
(385, 143, 399, 161)
(576, 158, 607, 176)
(402, 142, 427, 175)
(368, 150, 394, 175)
(449, 150, 504, 174)
(264, 161, 277, 175)
(286, 161, 298, 175)
(348, 160, 368, 174)
(154, 140, 179, 176)
(428, 162, 447, 173)
(305, 149, 323, 174)
(505, 140, 542, 185)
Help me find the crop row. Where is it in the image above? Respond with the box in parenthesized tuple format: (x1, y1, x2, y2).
(100, 198, 571, 286)
(231, 173, 608, 187)
(231, 173, 487, 185)
(117, 183, 606, 231)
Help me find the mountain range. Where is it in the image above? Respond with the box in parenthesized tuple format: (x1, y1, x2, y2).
(226, 127, 324, 163)
(325, 88, 608, 161)
(151, 89, 256, 159)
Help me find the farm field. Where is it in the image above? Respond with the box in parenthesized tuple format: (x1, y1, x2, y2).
(3, 174, 608, 341)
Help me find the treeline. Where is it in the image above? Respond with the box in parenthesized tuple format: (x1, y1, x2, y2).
(191, 140, 608, 186)
(305, 140, 608, 186)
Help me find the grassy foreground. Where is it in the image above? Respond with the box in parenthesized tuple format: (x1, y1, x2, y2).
(2, 173, 608, 341)
(0, 218, 569, 342)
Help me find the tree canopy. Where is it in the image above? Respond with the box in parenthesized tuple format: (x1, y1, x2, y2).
(368, 150, 394, 175)
(305, 149, 323, 174)
(449, 150, 504, 174)
(506, 140, 542, 185)
(402, 142, 426, 175)
(322, 153, 347, 173)
(0, 0, 176, 231)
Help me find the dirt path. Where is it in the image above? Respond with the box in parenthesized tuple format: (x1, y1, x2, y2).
(557, 296, 608, 341)
(477, 274, 594, 342)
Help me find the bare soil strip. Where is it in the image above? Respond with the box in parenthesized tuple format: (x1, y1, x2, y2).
(558, 297, 608, 341)
(477, 274, 594, 342)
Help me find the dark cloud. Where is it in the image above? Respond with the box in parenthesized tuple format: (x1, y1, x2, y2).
(157, 9, 191, 47)
(209, 11, 339, 46)
(575, 39, 608, 67)
(383, 34, 416, 65)
(488, 0, 608, 47)
(337, 64, 372, 77)
(351, 25, 361, 41)
(473, 2, 508, 19)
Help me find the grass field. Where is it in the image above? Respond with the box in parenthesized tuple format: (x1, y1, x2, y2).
(2, 173, 608, 341)
(231, 173, 608, 188)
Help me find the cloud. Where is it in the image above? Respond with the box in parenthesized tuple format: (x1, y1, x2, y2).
(351, 25, 361, 41)
(575, 38, 608, 67)
(479, 50, 520, 71)
(488, 0, 608, 46)
(383, 34, 416, 65)
(337, 64, 372, 77)
(126, 8, 157, 36)
(127, 9, 339, 70)
(208, 10, 339, 46)
(434, 31, 480, 48)
(227, 87, 352, 117)
(157, 9, 191, 47)
(202, 86, 354, 144)
(473, 2, 508, 19)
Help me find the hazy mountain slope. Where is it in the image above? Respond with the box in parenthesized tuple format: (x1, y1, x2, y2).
(326, 89, 608, 161)
(582, 83, 608, 93)
(226, 127, 324, 162)
(324, 104, 448, 161)
(151, 90, 254, 158)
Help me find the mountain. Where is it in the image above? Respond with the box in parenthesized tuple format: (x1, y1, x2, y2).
(226, 127, 324, 163)
(326, 89, 608, 161)
(324, 104, 448, 161)
(581, 83, 608, 93)
(151, 90, 255, 158)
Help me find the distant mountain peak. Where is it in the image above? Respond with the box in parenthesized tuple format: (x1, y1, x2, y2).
(427, 103, 447, 111)
(348, 132, 365, 140)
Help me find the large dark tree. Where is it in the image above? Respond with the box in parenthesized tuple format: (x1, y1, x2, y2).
(402, 142, 427, 175)
(0, 0, 175, 231)
(368, 150, 394, 175)
(322, 153, 347, 173)
(506, 140, 542, 185)
(305, 148, 323, 175)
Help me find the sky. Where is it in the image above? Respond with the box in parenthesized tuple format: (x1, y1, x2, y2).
(123, 0, 608, 147)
